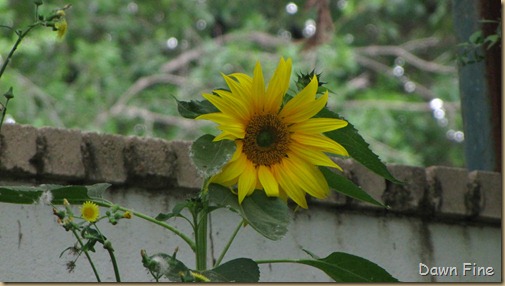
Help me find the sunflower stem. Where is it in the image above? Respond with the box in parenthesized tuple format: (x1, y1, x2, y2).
(195, 178, 211, 271)
(214, 219, 243, 267)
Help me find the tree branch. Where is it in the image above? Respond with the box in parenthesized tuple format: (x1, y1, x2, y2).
(94, 73, 186, 126)
(354, 45, 456, 74)
(160, 31, 289, 73)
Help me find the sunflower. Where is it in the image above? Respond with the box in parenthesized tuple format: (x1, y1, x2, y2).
(80, 201, 100, 222)
(197, 58, 348, 208)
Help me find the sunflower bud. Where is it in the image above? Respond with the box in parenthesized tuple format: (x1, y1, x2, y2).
(296, 70, 326, 93)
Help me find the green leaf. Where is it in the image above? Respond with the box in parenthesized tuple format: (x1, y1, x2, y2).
(155, 200, 190, 221)
(208, 183, 290, 240)
(190, 134, 236, 177)
(203, 258, 260, 282)
(142, 251, 192, 282)
(317, 107, 401, 184)
(0, 186, 44, 204)
(175, 98, 219, 119)
(297, 252, 399, 282)
(0, 183, 110, 205)
(320, 167, 385, 207)
(469, 30, 483, 45)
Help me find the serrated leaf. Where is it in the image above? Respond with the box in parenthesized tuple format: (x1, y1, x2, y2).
(208, 183, 290, 240)
(175, 98, 219, 119)
(190, 134, 236, 177)
(297, 252, 399, 282)
(320, 167, 384, 207)
(317, 107, 401, 184)
(203, 258, 260, 282)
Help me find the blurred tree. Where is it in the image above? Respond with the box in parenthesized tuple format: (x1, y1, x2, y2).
(0, 0, 465, 168)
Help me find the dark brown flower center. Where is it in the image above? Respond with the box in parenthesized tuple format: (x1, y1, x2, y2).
(242, 114, 290, 166)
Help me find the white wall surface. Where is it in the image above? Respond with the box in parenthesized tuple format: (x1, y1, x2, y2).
(0, 186, 500, 282)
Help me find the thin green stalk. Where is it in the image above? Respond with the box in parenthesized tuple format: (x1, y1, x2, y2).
(70, 228, 101, 282)
(105, 245, 121, 282)
(94, 223, 121, 282)
(0, 97, 10, 131)
(214, 219, 243, 267)
(94, 201, 196, 251)
(0, 25, 38, 81)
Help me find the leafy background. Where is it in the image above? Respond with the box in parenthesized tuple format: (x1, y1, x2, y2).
(0, 0, 464, 167)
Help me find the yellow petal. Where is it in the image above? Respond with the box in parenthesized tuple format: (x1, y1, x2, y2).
(197, 112, 246, 139)
(289, 118, 348, 134)
(212, 153, 247, 184)
(264, 58, 292, 114)
(258, 165, 279, 197)
(231, 140, 244, 161)
(214, 132, 238, 141)
(229, 73, 253, 88)
(291, 133, 349, 157)
(281, 89, 329, 124)
(288, 142, 343, 171)
(274, 162, 308, 208)
(201, 93, 246, 123)
(214, 88, 251, 122)
(252, 61, 265, 111)
(238, 160, 257, 203)
(283, 154, 329, 199)
(280, 75, 318, 117)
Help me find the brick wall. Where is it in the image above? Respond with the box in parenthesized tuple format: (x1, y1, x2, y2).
(0, 123, 500, 223)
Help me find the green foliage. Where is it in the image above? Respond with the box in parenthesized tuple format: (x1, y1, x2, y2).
(0, 183, 109, 205)
(457, 19, 502, 66)
(203, 258, 260, 282)
(317, 106, 401, 184)
(0, 0, 463, 167)
(297, 251, 398, 282)
(175, 98, 218, 119)
(209, 183, 290, 241)
(190, 134, 236, 177)
(320, 167, 384, 207)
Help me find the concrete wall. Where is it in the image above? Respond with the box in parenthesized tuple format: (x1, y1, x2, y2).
(0, 123, 501, 282)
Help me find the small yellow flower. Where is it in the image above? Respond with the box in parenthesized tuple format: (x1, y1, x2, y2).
(123, 211, 132, 219)
(80, 201, 100, 222)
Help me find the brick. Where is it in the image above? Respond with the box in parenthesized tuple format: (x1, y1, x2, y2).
(328, 158, 386, 208)
(468, 170, 502, 219)
(0, 124, 38, 176)
(426, 166, 468, 216)
(170, 140, 203, 189)
(37, 127, 86, 180)
(123, 136, 177, 188)
(385, 164, 427, 212)
(81, 132, 127, 184)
